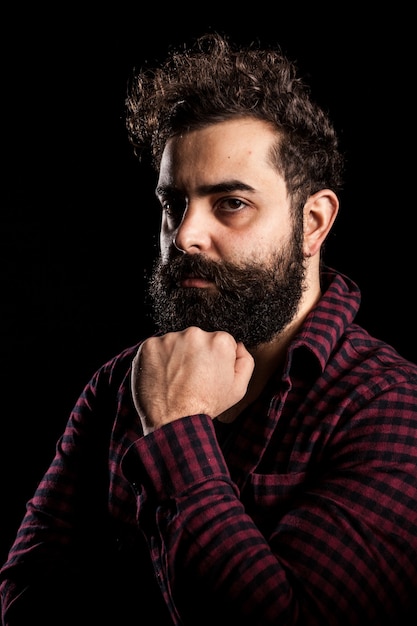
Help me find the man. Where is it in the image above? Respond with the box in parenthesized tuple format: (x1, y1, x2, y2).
(1, 32, 416, 625)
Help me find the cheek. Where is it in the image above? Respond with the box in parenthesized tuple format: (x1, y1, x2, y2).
(159, 217, 174, 261)
(236, 230, 290, 264)
(159, 236, 172, 263)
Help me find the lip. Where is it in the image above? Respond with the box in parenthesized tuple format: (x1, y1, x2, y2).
(181, 277, 214, 288)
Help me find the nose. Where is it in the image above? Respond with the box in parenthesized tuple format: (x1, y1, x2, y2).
(172, 205, 212, 254)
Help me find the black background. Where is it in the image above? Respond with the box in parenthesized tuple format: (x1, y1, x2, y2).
(1, 3, 415, 563)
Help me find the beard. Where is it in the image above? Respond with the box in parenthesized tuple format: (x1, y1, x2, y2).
(147, 230, 307, 349)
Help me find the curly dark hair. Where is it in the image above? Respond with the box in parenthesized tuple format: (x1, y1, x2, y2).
(126, 32, 344, 208)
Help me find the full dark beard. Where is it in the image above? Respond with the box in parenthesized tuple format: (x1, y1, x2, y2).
(148, 237, 307, 348)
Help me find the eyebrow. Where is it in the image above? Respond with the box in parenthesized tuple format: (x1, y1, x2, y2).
(155, 180, 256, 198)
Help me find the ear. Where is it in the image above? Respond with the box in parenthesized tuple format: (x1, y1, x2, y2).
(303, 189, 339, 257)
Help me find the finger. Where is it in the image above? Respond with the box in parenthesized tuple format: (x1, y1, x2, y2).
(235, 342, 255, 383)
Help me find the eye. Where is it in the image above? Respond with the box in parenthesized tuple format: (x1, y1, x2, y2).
(161, 197, 186, 224)
(217, 197, 247, 213)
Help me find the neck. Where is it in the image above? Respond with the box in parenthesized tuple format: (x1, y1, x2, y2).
(217, 271, 322, 424)
(216, 329, 292, 424)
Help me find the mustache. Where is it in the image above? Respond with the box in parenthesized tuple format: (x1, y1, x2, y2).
(156, 253, 266, 294)
(172, 254, 225, 281)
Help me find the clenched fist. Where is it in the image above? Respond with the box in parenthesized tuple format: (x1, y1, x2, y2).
(131, 326, 254, 434)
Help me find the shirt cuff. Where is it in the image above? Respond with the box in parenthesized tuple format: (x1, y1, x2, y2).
(121, 414, 232, 500)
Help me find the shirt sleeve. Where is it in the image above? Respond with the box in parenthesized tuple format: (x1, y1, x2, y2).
(122, 413, 283, 625)
(0, 360, 131, 626)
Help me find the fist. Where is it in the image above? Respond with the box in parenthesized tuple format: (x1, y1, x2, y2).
(131, 326, 254, 433)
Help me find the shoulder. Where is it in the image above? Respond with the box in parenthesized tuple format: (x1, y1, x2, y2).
(80, 340, 146, 401)
(344, 323, 417, 381)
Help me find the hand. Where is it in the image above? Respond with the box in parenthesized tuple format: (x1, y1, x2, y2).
(131, 326, 254, 434)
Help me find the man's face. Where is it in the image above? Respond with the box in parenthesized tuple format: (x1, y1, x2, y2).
(149, 117, 307, 348)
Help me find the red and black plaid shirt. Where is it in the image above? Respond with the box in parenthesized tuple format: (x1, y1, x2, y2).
(1, 267, 417, 625)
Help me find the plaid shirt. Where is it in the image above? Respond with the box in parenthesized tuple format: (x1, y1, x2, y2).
(1, 267, 417, 625)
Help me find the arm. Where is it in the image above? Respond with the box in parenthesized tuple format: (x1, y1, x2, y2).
(0, 354, 135, 626)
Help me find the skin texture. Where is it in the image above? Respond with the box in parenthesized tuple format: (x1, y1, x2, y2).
(131, 117, 339, 432)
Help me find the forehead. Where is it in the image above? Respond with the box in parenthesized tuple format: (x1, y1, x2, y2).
(162, 117, 279, 160)
(158, 117, 280, 184)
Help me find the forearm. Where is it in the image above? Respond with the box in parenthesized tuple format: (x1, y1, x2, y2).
(122, 414, 298, 624)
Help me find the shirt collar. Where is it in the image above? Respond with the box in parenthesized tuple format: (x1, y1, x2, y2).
(288, 265, 361, 374)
